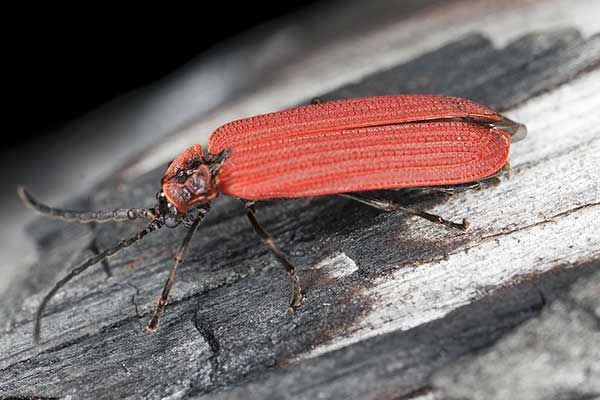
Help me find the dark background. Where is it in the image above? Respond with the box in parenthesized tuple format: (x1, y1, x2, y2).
(6, 3, 322, 151)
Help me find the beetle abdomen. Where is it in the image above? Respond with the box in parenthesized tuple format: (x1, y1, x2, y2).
(208, 95, 510, 200)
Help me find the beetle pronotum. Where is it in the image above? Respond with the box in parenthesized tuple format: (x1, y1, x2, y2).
(20, 95, 526, 346)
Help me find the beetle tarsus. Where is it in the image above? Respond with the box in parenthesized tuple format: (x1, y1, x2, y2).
(461, 218, 470, 231)
(288, 273, 303, 312)
(420, 210, 468, 231)
(147, 297, 169, 333)
(500, 161, 512, 179)
(288, 287, 303, 313)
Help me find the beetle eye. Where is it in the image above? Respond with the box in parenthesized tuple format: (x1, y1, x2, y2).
(156, 190, 182, 228)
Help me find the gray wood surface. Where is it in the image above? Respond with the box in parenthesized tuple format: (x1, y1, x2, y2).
(1, 18, 600, 400)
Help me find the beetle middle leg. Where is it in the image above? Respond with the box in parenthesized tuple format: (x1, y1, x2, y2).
(340, 192, 469, 231)
(242, 200, 302, 312)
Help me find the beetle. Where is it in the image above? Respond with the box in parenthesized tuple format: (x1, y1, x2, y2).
(19, 94, 526, 346)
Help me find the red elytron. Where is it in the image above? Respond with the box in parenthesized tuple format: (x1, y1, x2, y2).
(20, 95, 526, 346)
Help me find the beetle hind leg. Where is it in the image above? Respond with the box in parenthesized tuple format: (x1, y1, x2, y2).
(340, 193, 469, 231)
(242, 200, 302, 312)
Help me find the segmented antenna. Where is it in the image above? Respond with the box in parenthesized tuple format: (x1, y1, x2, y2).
(18, 187, 156, 223)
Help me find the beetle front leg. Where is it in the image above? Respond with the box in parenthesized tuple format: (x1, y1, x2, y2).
(147, 204, 211, 333)
(340, 193, 469, 231)
(242, 200, 302, 312)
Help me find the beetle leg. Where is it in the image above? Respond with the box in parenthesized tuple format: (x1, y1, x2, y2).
(242, 200, 302, 312)
(340, 193, 469, 231)
(146, 203, 211, 333)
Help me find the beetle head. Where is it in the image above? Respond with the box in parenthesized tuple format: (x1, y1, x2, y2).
(158, 144, 218, 227)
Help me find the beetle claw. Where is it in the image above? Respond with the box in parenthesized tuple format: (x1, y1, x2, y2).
(461, 218, 470, 231)
(288, 282, 303, 312)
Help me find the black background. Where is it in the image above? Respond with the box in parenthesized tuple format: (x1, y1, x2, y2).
(6, 2, 321, 150)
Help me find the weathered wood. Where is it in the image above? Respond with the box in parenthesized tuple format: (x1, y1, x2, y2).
(1, 25, 600, 400)
(203, 262, 600, 400)
(433, 264, 600, 400)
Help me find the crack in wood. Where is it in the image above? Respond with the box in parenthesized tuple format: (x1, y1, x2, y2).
(479, 200, 600, 243)
(190, 314, 221, 395)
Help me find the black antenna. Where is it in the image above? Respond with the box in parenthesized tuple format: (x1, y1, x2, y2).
(18, 187, 157, 223)
(33, 221, 162, 347)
